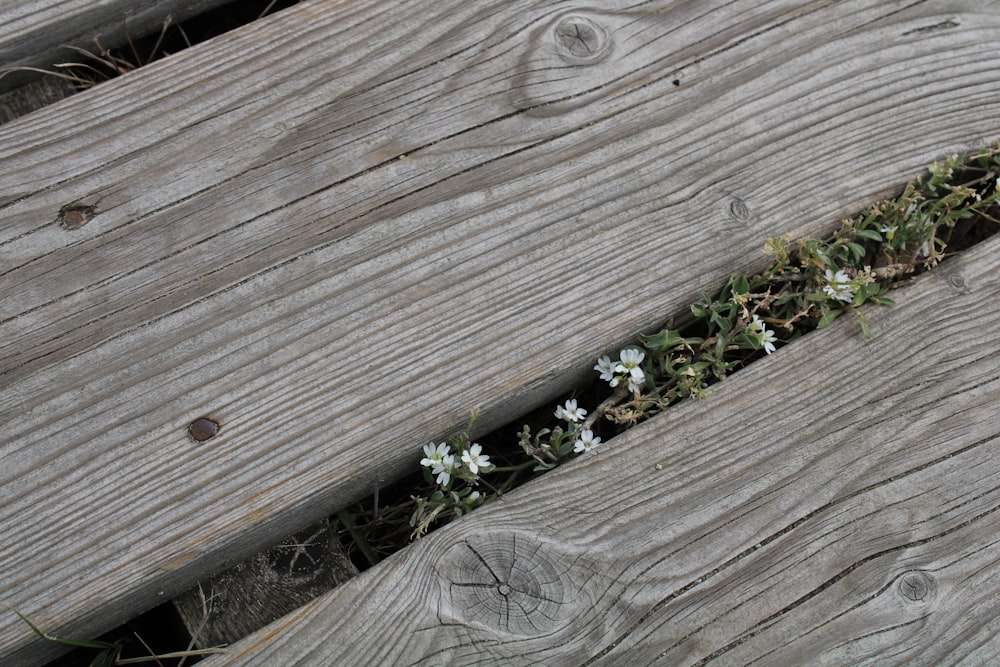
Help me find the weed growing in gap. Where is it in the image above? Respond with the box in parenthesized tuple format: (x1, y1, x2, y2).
(1, 600, 225, 666)
(400, 144, 1000, 541)
(0, 19, 187, 91)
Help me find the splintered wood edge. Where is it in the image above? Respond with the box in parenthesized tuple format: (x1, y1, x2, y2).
(204, 236, 1000, 664)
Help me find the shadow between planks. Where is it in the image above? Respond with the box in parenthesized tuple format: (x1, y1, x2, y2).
(2, 0, 1000, 662)
(0, 0, 237, 93)
(205, 233, 1000, 665)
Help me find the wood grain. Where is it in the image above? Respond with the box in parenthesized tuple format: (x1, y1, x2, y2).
(0, 0, 234, 92)
(203, 235, 1000, 665)
(2, 0, 999, 661)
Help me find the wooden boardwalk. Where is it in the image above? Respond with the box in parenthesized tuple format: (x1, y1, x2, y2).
(207, 235, 1000, 664)
(1, 0, 999, 663)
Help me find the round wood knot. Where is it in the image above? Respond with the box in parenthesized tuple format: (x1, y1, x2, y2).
(512, 9, 656, 115)
(897, 569, 935, 603)
(553, 16, 611, 64)
(728, 197, 751, 223)
(438, 532, 570, 636)
(57, 203, 97, 230)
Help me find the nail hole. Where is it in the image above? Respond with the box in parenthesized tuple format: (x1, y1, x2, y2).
(188, 417, 220, 442)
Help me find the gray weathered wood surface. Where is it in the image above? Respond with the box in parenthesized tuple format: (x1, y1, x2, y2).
(0, 0, 234, 92)
(204, 233, 1000, 665)
(2, 0, 999, 662)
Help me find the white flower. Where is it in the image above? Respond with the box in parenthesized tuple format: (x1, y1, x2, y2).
(615, 348, 645, 373)
(420, 442, 451, 468)
(749, 315, 777, 355)
(461, 443, 491, 475)
(573, 429, 602, 453)
(822, 269, 854, 303)
(759, 329, 777, 355)
(554, 399, 587, 422)
(626, 367, 646, 392)
(610, 348, 646, 393)
(434, 454, 456, 486)
(594, 355, 616, 382)
(880, 224, 898, 241)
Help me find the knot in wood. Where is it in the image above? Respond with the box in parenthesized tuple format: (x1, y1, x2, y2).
(947, 272, 967, 292)
(57, 203, 97, 230)
(728, 197, 751, 223)
(897, 569, 935, 603)
(439, 532, 569, 636)
(553, 15, 610, 64)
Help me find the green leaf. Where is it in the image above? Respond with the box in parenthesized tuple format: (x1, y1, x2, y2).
(853, 228, 884, 242)
(817, 309, 841, 328)
(856, 310, 872, 340)
(730, 274, 750, 296)
(336, 510, 379, 566)
(0, 602, 122, 656)
(709, 310, 732, 335)
(844, 241, 866, 261)
(732, 332, 760, 350)
(638, 328, 684, 352)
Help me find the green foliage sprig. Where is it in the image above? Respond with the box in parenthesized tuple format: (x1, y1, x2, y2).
(399, 145, 999, 541)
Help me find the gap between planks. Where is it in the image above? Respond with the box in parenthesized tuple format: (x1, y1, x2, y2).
(204, 233, 1000, 665)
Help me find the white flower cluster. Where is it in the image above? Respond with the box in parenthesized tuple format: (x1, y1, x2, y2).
(594, 348, 646, 393)
(553, 399, 602, 454)
(419, 441, 491, 487)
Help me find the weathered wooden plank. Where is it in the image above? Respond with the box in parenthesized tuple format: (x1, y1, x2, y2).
(0, 0, 233, 92)
(2, 0, 999, 662)
(203, 234, 1000, 665)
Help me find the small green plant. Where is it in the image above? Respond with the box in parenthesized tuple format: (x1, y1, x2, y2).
(404, 144, 1000, 539)
(409, 412, 493, 537)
